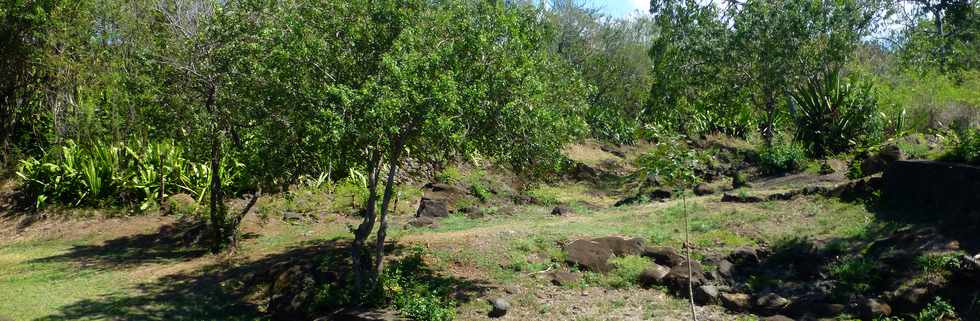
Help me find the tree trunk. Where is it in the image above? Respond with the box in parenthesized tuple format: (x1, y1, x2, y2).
(206, 89, 226, 254)
(351, 151, 383, 299)
(762, 90, 776, 146)
(373, 137, 405, 279)
(934, 7, 947, 72)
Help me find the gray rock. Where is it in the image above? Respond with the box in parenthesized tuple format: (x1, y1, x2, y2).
(416, 198, 449, 218)
(728, 246, 760, 265)
(642, 246, 686, 267)
(590, 236, 646, 257)
(717, 259, 735, 278)
(564, 239, 614, 273)
(694, 285, 720, 305)
(694, 183, 716, 196)
(664, 261, 706, 293)
(549, 271, 581, 286)
(859, 298, 892, 319)
(755, 292, 791, 314)
(763, 316, 795, 321)
(489, 298, 510, 318)
(720, 292, 752, 312)
(408, 216, 436, 227)
(551, 205, 572, 216)
(637, 264, 671, 288)
(282, 211, 304, 221)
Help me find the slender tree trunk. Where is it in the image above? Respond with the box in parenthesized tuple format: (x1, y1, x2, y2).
(683, 192, 698, 321)
(934, 7, 947, 72)
(206, 89, 226, 254)
(374, 137, 405, 279)
(762, 90, 776, 146)
(351, 151, 383, 298)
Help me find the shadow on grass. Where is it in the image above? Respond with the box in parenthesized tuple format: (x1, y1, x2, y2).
(28, 220, 211, 271)
(31, 229, 491, 321)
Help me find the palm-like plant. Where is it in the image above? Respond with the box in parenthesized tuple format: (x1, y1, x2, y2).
(790, 68, 882, 157)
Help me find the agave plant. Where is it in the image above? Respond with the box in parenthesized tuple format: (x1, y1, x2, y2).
(790, 69, 883, 157)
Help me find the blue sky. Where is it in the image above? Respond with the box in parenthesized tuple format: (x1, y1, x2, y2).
(589, 0, 650, 17)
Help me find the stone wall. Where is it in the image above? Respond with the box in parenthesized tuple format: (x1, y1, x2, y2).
(882, 160, 980, 226)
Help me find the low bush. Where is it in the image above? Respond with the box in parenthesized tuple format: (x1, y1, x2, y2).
(941, 127, 980, 165)
(758, 139, 808, 175)
(829, 256, 879, 294)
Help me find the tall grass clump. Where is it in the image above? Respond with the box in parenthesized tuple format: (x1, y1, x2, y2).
(16, 139, 243, 210)
(790, 68, 883, 157)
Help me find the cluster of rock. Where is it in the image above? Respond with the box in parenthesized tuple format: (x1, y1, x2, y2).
(555, 230, 980, 321)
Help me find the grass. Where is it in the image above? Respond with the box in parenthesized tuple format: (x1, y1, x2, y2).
(0, 239, 141, 320)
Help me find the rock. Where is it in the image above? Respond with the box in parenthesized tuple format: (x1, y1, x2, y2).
(858, 298, 892, 319)
(513, 195, 539, 205)
(721, 193, 765, 203)
(163, 193, 197, 215)
(717, 259, 735, 278)
(958, 255, 980, 285)
(488, 298, 510, 318)
(600, 144, 626, 158)
(282, 211, 304, 221)
(882, 160, 980, 227)
(615, 189, 672, 206)
(728, 247, 760, 265)
(416, 198, 449, 218)
(888, 287, 930, 312)
(463, 207, 485, 219)
(570, 162, 600, 181)
(720, 292, 752, 312)
(763, 316, 795, 321)
(694, 183, 716, 196)
(664, 261, 706, 293)
(551, 205, 572, 216)
(755, 293, 791, 315)
(564, 239, 614, 273)
(694, 285, 720, 305)
(638, 264, 671, 288)
(408, 216, 436, 227)
(591, 236, 646, 257)
(642, 246, 686, 267)
(860, 144, 905, 176)
(788, 294, 845, 317)
(549, 271, 581, 286)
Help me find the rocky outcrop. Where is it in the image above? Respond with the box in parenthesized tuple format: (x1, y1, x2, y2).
(882, 160, 980, 227)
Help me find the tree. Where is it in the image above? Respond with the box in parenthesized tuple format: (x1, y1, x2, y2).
(899, 0, 979, 72)
(270, 0, 588, 295)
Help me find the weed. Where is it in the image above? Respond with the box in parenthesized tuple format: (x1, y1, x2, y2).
(829, 256, 879, 294)
(434, 167, 462, 185)
(604, 256, 654, 288)
(915, 252, 963, 275)
(913, 297, 957, 321)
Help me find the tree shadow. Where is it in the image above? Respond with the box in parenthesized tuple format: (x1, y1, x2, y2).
(28, 220, 211, 271)
(33, 235, 492, 321)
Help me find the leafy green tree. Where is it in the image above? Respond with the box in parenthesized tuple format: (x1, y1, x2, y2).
(266, 0, 588, 294)
(899, 0, 980, 72)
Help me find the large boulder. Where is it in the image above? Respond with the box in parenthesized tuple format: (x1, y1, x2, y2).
(416, 198, 449, 218)
(488, 297, 510, 318)
(882, 160, 980, 227)
(642, 246, 686, 267)
(590, 236, 646, 257)
(563, 239, 615, 273)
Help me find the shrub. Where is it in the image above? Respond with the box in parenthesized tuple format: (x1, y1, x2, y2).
(829, 256, 879, 294)
(381, 249, 457, 321)
(434, 166, 462, 185)
(913, 297, 957, 321)
(790, 69, 883, 156)
(635, 139, 707, 189)
(15, 139, 239, 210)
(941, 127, 980, 165)
(758, 139, 808, 174)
